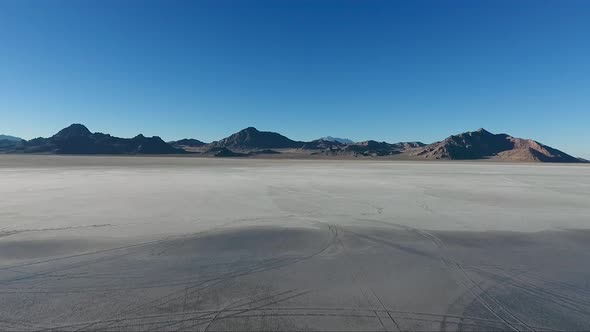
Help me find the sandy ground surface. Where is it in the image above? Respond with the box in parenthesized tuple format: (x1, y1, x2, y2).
(1, 155, 590, 331)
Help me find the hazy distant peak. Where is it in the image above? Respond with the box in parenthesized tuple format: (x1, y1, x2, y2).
(300, 139, 344, 150)
(320, 136, 353, 144)
(170, 138, 206, 147)
(0, 134, 23, 142)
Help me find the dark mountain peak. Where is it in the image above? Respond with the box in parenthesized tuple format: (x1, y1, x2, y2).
(132, 135, 181, 154)
(242, 127, 259, 133)
(53, 124, 92, 138)
(474, 128, 491, 135)
(10, 125, 184, 155)
(236, 127, 261, 139)
(422, 129, 513, 159)
(446, 128, 499, 142)
(447, 128, 493, 142)
(210, 127, 304, 149)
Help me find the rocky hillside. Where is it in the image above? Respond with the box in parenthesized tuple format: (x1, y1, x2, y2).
(302, 139, 426, 157)
(411, 128, 579, 162)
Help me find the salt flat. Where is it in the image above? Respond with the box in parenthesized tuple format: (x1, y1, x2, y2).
(1, 155, 590, 331)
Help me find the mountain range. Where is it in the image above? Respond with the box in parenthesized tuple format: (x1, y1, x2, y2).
(1, 124, 183, 154)
(0, 124, 585, 163)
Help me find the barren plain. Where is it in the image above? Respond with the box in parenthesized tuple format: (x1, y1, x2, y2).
(1, 155, 590, 331)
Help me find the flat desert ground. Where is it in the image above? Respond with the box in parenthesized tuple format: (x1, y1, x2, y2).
(1, 155, 590, 331)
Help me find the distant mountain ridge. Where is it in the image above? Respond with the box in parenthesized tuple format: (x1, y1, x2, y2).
(1, 124, 184, 154)
(0, 134, 23, 142)
(301, 139, 344, 150)
(305, 139, 426, 157)
(0, 124, 585, 162)
(169, 138, 206, 148)
(319, 136, 354, 144)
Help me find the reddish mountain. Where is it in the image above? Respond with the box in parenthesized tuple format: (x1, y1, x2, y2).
(412, 128, 579, 162)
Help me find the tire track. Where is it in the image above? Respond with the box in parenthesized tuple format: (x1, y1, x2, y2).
(97, 313, 510, 332)
(45, 290, 301, 331)
(173, 289, 314, 331)
(467, 266, 590, 317)
(371, 287, 402, 332)
(333, 226, 387, 331)
(353, 219, 538, 332)
(343, 224, 524, 331)
(441, 262, 534, 332)
(335, 225, 402, 332)
(149, 289, 299, 331)
(0, 218, 249, 276)
(0, 222, 242, 288)
(0, 261, 263, 293)
(71, 224, 337, 331)
(69, 257, 292, 331)
(480, 265, 590, 298)
(40, 306, 556, 331)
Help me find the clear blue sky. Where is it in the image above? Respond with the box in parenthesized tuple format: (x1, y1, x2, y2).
(1, 0, 589, 157)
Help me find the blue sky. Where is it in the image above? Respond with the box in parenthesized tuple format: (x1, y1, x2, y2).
(1, 0, 589, 157)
